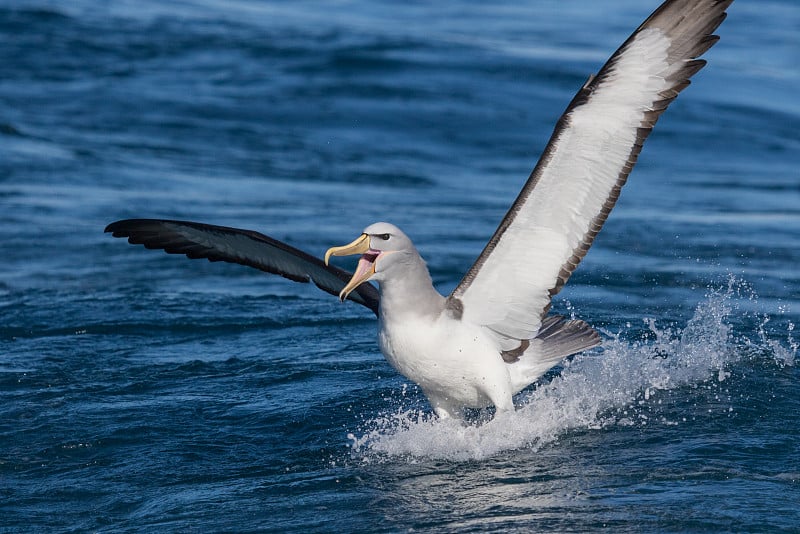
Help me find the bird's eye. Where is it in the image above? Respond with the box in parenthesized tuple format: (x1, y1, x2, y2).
(377, 233, 391, 241)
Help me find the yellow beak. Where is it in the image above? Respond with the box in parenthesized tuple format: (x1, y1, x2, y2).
(325, 233, 377, 301)
(325, 233, 370, 266)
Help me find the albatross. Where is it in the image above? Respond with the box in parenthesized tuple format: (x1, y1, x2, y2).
(106, 0, 732, 419)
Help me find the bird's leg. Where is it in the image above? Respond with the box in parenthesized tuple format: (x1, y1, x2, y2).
(486, 388, 515, 417)
(428, 396, 460, 420)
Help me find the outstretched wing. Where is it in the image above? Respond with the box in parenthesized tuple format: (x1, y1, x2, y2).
(105, 219, 380, 315)
(449, 0, 732, 343)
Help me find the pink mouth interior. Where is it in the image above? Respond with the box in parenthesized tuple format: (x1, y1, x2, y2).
(353, 249, 380, 278)
(362, 250, 380, 263)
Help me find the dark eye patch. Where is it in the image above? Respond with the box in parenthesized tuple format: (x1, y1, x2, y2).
(377, 233, 391, 241)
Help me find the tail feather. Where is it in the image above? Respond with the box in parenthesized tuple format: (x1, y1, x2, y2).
(534, 314, 601, 361)
(508, 315, 601, 394)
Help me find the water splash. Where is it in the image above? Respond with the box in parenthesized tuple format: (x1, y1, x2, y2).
(348, 277, 796, 461)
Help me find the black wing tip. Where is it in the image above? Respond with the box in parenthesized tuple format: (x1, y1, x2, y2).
(104, 219, 126, 234)
(105, 218, 159, 236)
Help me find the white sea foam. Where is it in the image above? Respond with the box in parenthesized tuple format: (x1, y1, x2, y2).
(348, 277, 796, 461)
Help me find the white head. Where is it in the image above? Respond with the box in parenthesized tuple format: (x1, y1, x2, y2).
(325, 222, 419, 300)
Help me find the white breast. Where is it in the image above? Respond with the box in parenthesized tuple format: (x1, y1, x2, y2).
(377, 313, 513, 410)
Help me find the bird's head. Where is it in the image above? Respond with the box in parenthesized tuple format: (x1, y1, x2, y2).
(325, 222, 415, 301)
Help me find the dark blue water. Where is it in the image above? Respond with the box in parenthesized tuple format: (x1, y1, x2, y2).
(2, 0, 798, 531)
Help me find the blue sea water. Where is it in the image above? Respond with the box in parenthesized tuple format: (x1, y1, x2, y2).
(1, 0, 798, 531)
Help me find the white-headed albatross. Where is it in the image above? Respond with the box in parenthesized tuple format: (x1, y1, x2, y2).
(106, 0, 732, 419)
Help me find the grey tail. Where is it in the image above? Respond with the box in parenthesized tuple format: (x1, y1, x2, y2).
(533, 315, 601, 362)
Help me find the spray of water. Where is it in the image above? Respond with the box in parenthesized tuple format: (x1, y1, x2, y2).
(348, 277, 795, 461)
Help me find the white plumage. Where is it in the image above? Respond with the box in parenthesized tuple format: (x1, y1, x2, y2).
(106, 0, 733, 420)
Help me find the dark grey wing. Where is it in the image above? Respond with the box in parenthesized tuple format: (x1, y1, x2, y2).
(105, 218, 380, 315)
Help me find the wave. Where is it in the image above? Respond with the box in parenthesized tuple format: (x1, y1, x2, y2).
(348, 277, 796, 462)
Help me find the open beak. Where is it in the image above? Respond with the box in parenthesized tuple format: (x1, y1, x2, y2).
(325, 234, 380, 301)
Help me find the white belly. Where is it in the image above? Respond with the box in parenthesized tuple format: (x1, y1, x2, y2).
(377, 313, 512, 411)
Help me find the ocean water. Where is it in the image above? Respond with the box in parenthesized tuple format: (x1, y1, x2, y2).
(1, 0, 798, 531)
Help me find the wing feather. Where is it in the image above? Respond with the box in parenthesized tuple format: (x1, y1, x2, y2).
(450, 0, 732, 341)
(105, 219, 380, 315)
